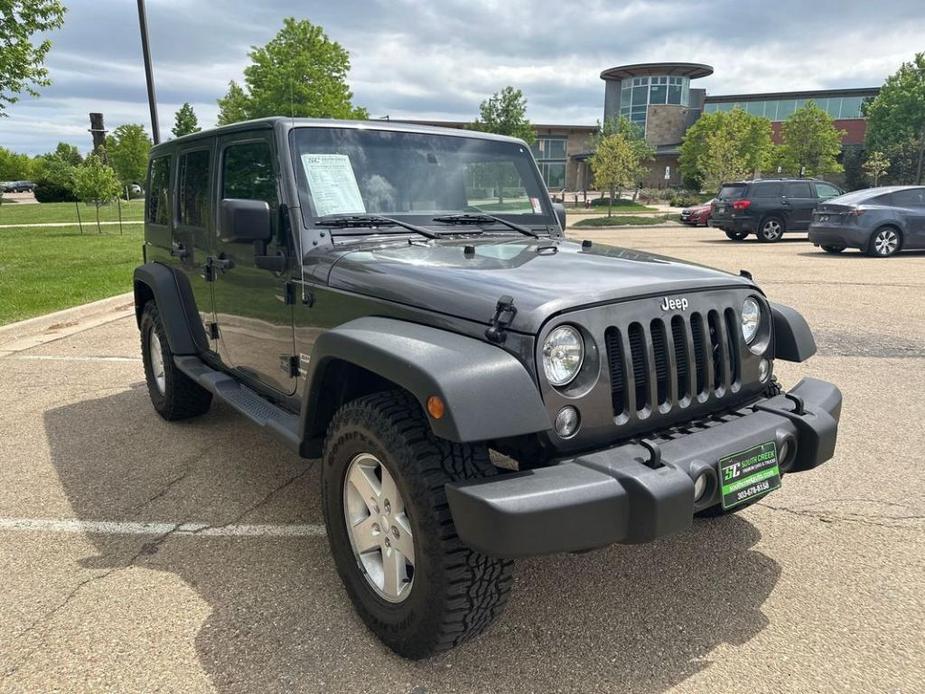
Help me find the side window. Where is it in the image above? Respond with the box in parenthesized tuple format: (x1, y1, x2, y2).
(177, 149, 211, 228)
(222, 141, 278, 207)
(751, 182, 781, 198)
(815, 182, 841, 200)
(889, 189, 925, 207)
(147, 155, 171, 225)
(785, 182, 812, 198)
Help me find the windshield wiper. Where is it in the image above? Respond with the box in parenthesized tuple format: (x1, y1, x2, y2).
(432, 213, 540, 239)
(316, 214, 438, 239)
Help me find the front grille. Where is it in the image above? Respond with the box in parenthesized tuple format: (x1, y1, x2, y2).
(605, 310, 741, 418)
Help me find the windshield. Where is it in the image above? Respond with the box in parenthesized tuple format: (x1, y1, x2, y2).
(290, 127, 554, 230)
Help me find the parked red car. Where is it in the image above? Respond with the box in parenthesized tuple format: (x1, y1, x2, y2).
(680, 202, 712, 226)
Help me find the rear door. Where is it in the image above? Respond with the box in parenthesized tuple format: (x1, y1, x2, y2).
(210, 132, 297, 395)
(889, 188, 925, 248)
(781, 181, 816, 229)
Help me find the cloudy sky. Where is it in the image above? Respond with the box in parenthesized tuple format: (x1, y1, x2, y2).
(4, 0, 925, 154)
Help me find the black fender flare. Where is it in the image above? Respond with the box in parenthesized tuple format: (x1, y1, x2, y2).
(133, 263, 208, 355)
(769, 302, 816, 362)
(300, 317, 551, 447)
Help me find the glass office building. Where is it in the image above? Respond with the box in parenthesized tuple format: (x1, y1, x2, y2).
(703, 90, 873, 122)
(619, 75, 692, 129)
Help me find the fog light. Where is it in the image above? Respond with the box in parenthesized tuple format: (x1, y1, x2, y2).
(554, 406, 580, 438)
(693, 472, 708, 502)
(758, 358, 770, 382)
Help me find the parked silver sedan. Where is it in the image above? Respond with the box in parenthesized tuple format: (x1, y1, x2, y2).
(809, 186, 925, 257)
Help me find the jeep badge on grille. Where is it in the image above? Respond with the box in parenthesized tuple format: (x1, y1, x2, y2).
(660, 296, 689, 311)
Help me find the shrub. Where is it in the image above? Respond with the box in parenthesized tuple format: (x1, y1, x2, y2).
(33, 181, 77, 203)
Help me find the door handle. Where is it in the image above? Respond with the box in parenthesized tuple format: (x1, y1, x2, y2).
(170, 240, 190, 259)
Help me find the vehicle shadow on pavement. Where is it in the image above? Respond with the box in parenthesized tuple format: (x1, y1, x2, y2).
(44, 387, 780, 693)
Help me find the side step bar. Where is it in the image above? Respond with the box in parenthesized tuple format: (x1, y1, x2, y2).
(174, 356, 301, 453)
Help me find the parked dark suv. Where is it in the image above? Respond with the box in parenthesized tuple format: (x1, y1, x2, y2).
(133, 118, 841, 658)
(711, 179, 844, 242)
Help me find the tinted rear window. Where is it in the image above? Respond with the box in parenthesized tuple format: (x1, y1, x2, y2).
(888, 188, 925, 207)
(718, 184, 746, 200)
(751, 182, 782, 197)
(147, 155, 171, 226)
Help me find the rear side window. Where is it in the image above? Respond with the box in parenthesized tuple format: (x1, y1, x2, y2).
(784, 182, 812, 198)
(815, 182, 842, 200)
(222, 141, 278, 207)
(718, 184, 746, 200)
(177, 149, 211, 228)
(147, 155, 171, 225)
(751, 182, 782, 198)
(888, 188, 925, 207)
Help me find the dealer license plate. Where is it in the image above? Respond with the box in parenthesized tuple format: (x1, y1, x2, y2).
(719, 441, 781, 510)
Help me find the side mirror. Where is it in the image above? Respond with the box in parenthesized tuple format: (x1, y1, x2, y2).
(552, 202, 567, 232)
(220, 198, 271, 243)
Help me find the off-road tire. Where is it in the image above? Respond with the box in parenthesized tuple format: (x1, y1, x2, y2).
(139, 301, 212, 420)
(725, 230, 748, 241)
(757, 216, 785, 242)
(321, 390, 513, 659)
(821, 245, 845, 254)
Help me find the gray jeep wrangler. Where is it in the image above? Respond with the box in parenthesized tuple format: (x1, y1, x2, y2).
(134, 118, 841, 658)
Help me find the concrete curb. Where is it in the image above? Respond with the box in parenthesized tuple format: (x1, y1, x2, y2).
(0, 292, 135, 356)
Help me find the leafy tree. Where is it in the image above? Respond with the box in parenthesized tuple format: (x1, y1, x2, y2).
(0, 146, 35, 180)
(680, 108, 774, 191)
(0, 0, 66, 115)
(471, 86, 535, 144)
(862, 150, 890, 186)
(777, 101, 845, 177)
(31, 143, 81, 201)
(591, 116, 655, 195)
(72, 154, 122, 232)
(865, 53, 925, 184)
(171, 102, 201, 137)
(589, 133, 652, 216)
(217, 17, 367, 124)
(105, 124, 152, 193)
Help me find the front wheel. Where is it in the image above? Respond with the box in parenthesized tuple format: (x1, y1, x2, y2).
(321, 390, 513, 659)
(725, 230, 748, 241)
(757, 217, 785, 242)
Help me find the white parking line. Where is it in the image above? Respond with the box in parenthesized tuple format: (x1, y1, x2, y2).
(0, 517, 327, 538)
(10, 355, 141, 363)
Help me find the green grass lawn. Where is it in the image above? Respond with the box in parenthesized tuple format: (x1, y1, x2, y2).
(572, 214, 674, 228)
(0, 200, 145, 227)
(0, 226, 143, 325)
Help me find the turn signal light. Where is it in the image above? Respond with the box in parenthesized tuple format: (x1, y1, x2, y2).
(732, 199, 752, 210)
(426, 395, 445, 420)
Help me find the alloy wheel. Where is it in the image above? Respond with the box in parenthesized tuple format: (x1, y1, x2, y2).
(343, 452, 415, 603)
(761, 219, 782, 241)
(148, 329, 166, 394)
(873, 228, 899, 256)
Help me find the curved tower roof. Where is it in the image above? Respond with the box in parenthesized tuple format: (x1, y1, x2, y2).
(600, 62, 713, 81)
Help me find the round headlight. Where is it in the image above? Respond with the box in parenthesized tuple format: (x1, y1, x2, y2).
(543, 325, 584, 387)
(741, 298, 762, 345)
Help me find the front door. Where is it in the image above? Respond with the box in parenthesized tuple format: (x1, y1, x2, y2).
(890, 188, 925, 249)
(781, 181, 816, 230)
(211, 133, 297, 395)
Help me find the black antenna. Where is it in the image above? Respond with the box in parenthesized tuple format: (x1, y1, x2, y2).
(136, 0, 160, 143)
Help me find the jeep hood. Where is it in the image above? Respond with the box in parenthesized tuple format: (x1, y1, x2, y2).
(324, 238, 754, 333)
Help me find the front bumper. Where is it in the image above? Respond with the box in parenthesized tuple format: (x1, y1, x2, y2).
(446, 377, 841, 558)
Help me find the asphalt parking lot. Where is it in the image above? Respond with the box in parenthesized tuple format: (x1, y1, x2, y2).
(1, 226, 923, 693)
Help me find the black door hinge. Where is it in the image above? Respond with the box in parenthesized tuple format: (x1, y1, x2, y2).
(280, 354, 300, 378)
(284, 281, 296, 305)
(485, 295, 517, 344)
(202, 255, 233, 282)
(208, 322, 219, 340)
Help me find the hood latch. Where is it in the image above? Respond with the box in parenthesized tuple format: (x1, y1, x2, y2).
(485, 295, 517, 344)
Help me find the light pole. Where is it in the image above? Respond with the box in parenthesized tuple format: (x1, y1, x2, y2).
(137, 0, 160, 144)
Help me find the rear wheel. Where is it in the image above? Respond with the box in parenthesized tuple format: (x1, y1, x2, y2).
(321, 390, 513, 659)
(725, 230, 748, 241)
(821, 245, 845, 254)
(867, 226, 901, 257)
(139, 302, 212, 420)
(757, 216, 784, 242)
